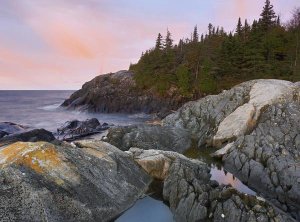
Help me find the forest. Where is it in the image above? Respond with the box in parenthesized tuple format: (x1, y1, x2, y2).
(129, 0, 300, 97)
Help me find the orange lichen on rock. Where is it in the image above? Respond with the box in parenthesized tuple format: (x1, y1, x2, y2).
(0, 142, 80, 185)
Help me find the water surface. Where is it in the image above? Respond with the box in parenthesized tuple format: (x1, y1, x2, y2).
(0, 90, 151, 132)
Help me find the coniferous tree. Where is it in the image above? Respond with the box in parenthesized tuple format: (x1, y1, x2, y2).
(236, 17, 243, 36)
(201, 34, 204, 42)
(208, 23, 213, 36)
(164, 29, 173, 50)
(276, 16, 281, 26)
(260, 0, 276, 30)
(155, 33, 163, 50)
(193, 26, 199, 42)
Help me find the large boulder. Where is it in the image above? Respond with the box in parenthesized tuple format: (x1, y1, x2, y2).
(127, 148, 295, 222)
(61, 70, 188, 118)
(105, 125, 192, 153)
(0, 140, 152, 222)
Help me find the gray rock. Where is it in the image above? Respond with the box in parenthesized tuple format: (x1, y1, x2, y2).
(163, 80, 254, 147)
(223, 102, 300, 220)
(106, 125, 192, 153)
(0, 122, 28, 138)
(0, 140, 152, 222)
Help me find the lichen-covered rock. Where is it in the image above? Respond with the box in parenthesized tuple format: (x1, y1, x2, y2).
(0, 141, 152, 222)
(106, 125, 192, 153)
(223, 102, 300, 220)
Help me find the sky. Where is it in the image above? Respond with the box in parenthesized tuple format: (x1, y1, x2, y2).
(0, 0, 299, 90)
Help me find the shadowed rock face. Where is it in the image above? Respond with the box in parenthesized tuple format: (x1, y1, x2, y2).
(0, 141, 152, 222)
(127, 148, 296, 222)
(61, 70, 188, 118)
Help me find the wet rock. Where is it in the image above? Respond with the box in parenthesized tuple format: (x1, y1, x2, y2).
(0, 122, 28, 138)
(0, 140, 151, 222)
(106, 125, 192, 153)
(61, 70, 188, 118)
(0, 129, 55, 147)
(128, 148, 295, 222)
(57, 118, 111, 141)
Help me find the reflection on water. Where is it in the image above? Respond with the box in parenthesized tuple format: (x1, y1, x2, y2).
(116, 196, 174, 222)
(210, 166, 256, 195)
(185, 145, 256, 195)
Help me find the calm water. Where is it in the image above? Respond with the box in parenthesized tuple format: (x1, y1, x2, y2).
(117, 197, 174, 222)
(0, 90, 151, 132)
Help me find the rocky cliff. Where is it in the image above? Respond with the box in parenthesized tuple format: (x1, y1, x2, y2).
(61, 70, 188, 117)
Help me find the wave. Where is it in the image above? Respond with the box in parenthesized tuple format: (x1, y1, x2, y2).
(38, 103, 62, 111)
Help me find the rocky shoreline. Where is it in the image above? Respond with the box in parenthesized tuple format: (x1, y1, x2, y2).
(61, 70, 191, 118)
(0, 78, 299, 221)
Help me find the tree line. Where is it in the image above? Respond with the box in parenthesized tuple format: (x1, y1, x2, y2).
(130, 0, 300, 97)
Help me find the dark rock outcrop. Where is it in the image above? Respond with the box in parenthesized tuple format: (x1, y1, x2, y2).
(0, 140, 152, 222)
(105, 125, 192, 153)
(0, 129, 55, 146)
(57, 118, 111, 141)
(0, 122, 28, 138)
(61, 70, 188, 118)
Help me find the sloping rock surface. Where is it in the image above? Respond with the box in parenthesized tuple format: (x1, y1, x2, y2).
(0, 140, 151, 222)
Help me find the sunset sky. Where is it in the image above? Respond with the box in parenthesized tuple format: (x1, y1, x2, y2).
(0, 0, 299, 90)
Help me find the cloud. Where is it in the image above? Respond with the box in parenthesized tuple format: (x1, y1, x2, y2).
(0, 0, 299, 89)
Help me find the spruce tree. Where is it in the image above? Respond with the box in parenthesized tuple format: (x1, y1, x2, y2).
(193, 26, 199, 42)
(260, 0, 276, 30)
(155, 33, 163, 50)
(208, 23, 213, 36)
(236, 17, 243, 36)
(164, 29, 173, 50)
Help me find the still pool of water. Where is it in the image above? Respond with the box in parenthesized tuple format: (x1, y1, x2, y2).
(116, 196, 174, 222)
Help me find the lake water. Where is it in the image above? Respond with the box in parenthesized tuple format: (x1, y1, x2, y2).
(0, 90, 151, 132)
